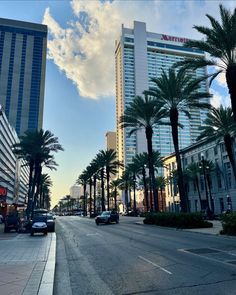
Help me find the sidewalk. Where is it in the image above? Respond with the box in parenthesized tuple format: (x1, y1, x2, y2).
(0, 224, 56, 295)
(135, 219, 224, 235)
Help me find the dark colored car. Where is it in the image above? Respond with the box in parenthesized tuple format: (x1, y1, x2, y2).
(45, 213, 55, 232)
(30, 216, 47, 236)
(4, 214, 20, 232)
(95, 211, 119, 225)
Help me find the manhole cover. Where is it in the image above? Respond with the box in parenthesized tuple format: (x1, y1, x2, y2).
(186, 248, 220, 254)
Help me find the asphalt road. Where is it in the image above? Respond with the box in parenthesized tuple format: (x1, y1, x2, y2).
(54, 216, 236, 295)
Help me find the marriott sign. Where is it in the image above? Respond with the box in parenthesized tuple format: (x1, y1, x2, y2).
(161, 34, 189, 43)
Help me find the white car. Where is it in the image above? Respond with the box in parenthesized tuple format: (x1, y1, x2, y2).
(30, 216, 48, 236)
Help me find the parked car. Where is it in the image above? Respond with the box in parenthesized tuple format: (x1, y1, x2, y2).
(30, 215, 47, 236)
(95, 211, 119, 225)
(45, 213, 55, 232)
(4, 214, 20, 232)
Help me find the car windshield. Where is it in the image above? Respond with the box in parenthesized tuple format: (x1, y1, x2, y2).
(33, 216, 47, 222)
(101, 211, 111, 216)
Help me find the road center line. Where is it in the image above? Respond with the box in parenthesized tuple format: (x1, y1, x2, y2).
(138, 255, 172, 275)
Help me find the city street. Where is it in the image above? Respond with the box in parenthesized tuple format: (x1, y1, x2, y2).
(54, 216, 236, 295)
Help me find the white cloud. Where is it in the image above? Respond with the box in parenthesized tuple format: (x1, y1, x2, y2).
(210, 89, 230, 108)
(43, 0, 235, 99)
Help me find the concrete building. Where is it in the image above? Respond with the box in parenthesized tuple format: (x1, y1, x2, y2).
(0, 109, 28, 207)
(70, 185, 82, 200)
(164, 139, 236, 215)
(0, 18, 47, 135)
(115, 21, 209, 174)
(106, 131, 116, 151)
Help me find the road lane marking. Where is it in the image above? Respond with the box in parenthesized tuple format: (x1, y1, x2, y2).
(86, 233, 101, 236)
(138, 255, 172, 275)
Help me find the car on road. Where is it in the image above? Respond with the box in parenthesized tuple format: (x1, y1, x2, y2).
(30, 215, 48, 236)
(95, 211, 119, 225)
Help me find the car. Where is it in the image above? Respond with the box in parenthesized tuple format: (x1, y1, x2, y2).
(30, 215, 48, 236)
(45, 213, 55, 232)
(95, 211, 119, 225)
(4, 214, 20, 232)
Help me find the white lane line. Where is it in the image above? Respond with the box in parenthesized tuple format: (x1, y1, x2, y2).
(86, 233, 101, 236)
(138, 255, 172, 275)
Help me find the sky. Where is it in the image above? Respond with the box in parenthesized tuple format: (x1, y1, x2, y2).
(0, 0, 234, 207)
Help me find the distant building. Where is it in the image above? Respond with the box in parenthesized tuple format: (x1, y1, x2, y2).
(70, 185, 82, 200)
(115, 21, 209, 175)
(163, 139, 236, 214)
(0, 109, 28, 207)
(0, 18, 47, 135)
(106, 131, 116, 151)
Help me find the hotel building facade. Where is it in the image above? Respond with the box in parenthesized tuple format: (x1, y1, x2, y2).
(0, 18, 47, 136)
(0, 109, 28, 207)
(115, 21, 209, 174)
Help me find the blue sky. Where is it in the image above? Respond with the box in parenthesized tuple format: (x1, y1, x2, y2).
(0, 0, 232, 206)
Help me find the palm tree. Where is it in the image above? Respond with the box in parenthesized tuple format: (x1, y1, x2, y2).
(156, 176, 167, 211)
(126, 162, 140, 213)
(110, 179, 121, 211)
(118, 170, 132, 213)
(146, 69, 211, 212)
(185, 163, 203, 211)
(132, 153, 149, 212)
(77, 171, 89, 216)
(98, 149, 118, 211)
(90, 159, 100, 214)
(94, 152, 106, 211)
(199, 160, 216, 214)
(120, 95, 166, 212)
(176, 5, 236, 121)
(12, 129, 63, 218)
(198, 106, 236, 180)
(39, 173, 52, 208)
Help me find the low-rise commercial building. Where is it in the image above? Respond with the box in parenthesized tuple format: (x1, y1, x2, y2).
(164, 139, 236, 215)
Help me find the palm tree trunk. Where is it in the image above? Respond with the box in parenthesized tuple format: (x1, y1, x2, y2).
(101, 168, 105, 211)
(133, 175, 136, 214)
(142, 166, 149, 212)
(224, 134, 236, 180)
(206, 174, 214, 214)
(226, 65, 236, 122)
(83, 183, 87, 216)
(114, 187, 117, 211)
(89, 178, 92, 216)
(195, 177, 203, 210)
(26, 160, 34, 219)
(170, 108, 188, 212)
(34, 165, 42, 209)
(106, 168, 110, 211)
(125, 182, 128, 212)
(145, 126, 158, 212)
(93, 175, 97, 214)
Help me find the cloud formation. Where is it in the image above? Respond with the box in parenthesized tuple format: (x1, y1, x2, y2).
(43, 0, 234, 99)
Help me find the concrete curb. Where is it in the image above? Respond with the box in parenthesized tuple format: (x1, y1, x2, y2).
(38, 233, 56, 295)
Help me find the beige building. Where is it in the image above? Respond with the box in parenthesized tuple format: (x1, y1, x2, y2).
(106, 131, 116, 151)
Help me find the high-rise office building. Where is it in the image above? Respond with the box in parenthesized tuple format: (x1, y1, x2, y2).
(0, 18, 47, 135)
(115, 21, 209, 172)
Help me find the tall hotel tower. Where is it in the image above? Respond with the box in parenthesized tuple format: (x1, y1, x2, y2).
(0, 18, 47, 135)
(116, 21, 209, 172)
